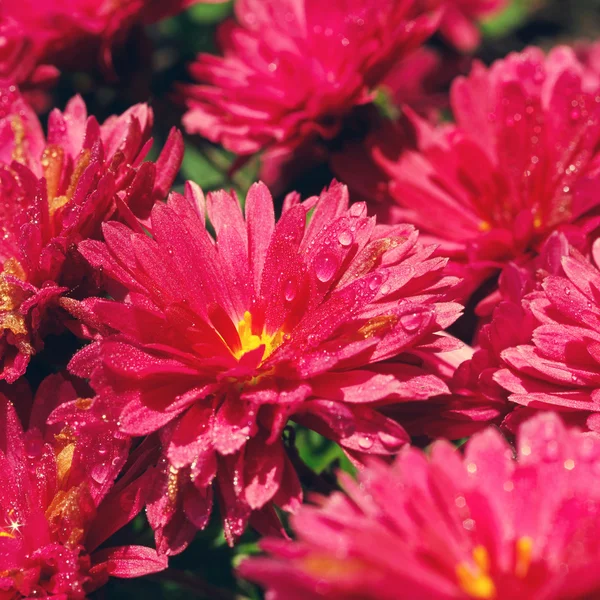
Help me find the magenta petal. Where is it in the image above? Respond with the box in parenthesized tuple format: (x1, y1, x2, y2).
(243, 436, 285, 510)
(93, 545, 168, 578)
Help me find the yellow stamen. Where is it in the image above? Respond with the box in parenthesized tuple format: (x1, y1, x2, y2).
(41, 146, 91, 217)
(0, 258, 30, 342)
(167, 465, 179, 505)
(478, 221, 491, 232)
(235, 311, 284, 361)
(358, 315, 398, 339)
(10, 116, 26, 165)
(456, 545, 496, 599)
(515, 536, 533, 578)
(56, 442, 76, 487)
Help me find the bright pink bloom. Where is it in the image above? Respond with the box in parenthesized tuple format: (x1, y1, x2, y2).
(0, 374, 165, 598)
(68, 180, 462, 551)
(0, 0, 210, 79)
(241, 412, 600, 600)
(409, 231, 600, 440)
(492, 237, 600, 433)
(423, 0, 507, 52)
(0, 83, 183, 382)
(365, 47, 600, 297)
(181, 0, 439, 158)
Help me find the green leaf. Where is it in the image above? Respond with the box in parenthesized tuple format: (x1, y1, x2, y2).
(188, 1, 234, 25)
(294, 427, 355, 475)
(181, 143, 228, 189)
(480, 0, 530, 38)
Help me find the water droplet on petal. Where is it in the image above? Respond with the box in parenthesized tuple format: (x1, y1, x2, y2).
(368, 273, 383, 291)
(25, 437, 43, 458)
(307, 333, 320, 347)
(399, 312, 424, 332)
(284, 278, 297, 302)
(314, 252, 339, 283)
(358, 436, 373, 449)
(338, 230, 353, 247)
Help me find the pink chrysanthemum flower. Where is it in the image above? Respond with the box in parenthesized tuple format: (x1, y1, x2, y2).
(181, 0, 439, 159)
(365, 46, 600, 297)
(404, 231, 600, 440)
(423, 0, 508, 52)
(0, 84, 183, 382)
(0, 0, 211, 77)
(0, 18, 58, 93)
(0, 375, 165, 598)
(241, 412, 600, 600)
(67, 180, 462, 551)
(492, 236, 600, 433)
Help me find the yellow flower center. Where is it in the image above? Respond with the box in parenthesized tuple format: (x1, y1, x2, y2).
(456, 545, 496, 599)
(514, 536, 533, 578)
(456, 537, 534, 598)
(235, 311, 284, 361)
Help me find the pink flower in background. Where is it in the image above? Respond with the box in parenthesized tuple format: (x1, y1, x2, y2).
(181, 0, 439, 160)
(0, 0, 211, 77)
(0, 375, 165, 598)
(0, 18, 59, 93)
(67, 180, 462, 551)
(0, 83, 183, 382)
(492, 238, 600, 433)
(241, 412, 600, 600)
(392, 232, 600, 440)
(361, 47, 600, 297)
(424, 0, 508, 52)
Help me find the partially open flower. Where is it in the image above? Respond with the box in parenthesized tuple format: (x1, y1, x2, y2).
(68, 179, 462, 552)
(241, 412, 600, 600)
(0, 83, 183, 382)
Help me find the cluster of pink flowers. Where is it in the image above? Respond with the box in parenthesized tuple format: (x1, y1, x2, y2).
(4, 0, 600, 598)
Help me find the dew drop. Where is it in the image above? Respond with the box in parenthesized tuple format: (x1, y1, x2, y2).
(358, 436, 374, 449)
(25, 437, 43, 458)
(284, 278, 297, 302)
(368, 273, 382, 291)
(307, 333, 320, 347)
(399, 312, 424, 332)
(338, 230, 353, 247)
(314, 252, 339, 283)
